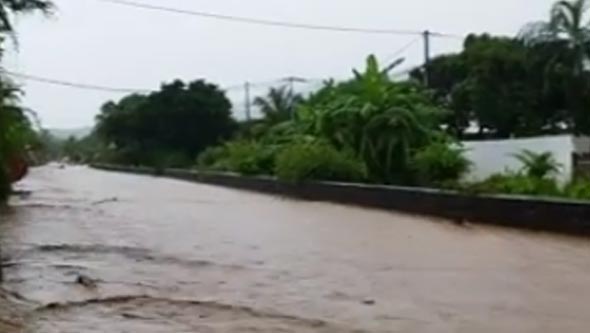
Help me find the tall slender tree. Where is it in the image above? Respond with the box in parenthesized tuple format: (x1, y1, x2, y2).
(520, 0, 590, 73)
(520, 0, 590, 133)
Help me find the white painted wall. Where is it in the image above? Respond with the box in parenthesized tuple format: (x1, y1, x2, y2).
(462, 135, 575, 184)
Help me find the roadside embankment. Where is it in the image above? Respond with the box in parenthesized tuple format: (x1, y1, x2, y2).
(92, 164, 590, 236)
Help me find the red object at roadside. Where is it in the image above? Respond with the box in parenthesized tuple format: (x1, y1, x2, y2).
(8, 155, 28, 183)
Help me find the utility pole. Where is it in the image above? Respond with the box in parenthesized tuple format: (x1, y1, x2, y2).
(423, 30, 431, 87)
(284, 76, 300, 96)
(282, 76, 306, 120)
(244, 81, 251, 121)
(286, 77, 296, 120)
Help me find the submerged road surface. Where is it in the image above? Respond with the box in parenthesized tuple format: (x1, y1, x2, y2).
(1, 165, 590, 332)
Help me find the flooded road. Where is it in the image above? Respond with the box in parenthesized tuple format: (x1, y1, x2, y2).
(1, 165, 590, 332)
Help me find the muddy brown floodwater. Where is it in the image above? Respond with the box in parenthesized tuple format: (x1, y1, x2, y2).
(1, 165, 590, 332)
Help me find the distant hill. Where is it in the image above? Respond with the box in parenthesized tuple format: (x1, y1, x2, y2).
(48, 127, 92, 140)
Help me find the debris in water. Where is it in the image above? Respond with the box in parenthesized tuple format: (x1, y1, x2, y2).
(10, 190, 32, 199)
(121, 312, 151, 320)
(362, 299, 375, 306)
(76, 274, 98, 289)
(92, 197, 118, 205)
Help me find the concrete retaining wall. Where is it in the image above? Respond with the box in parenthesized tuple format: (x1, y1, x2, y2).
(93, 164, 590, 236)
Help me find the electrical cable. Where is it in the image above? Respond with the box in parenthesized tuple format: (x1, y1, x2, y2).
(0, 69, 269, 93)
(96, 0, 455, 37)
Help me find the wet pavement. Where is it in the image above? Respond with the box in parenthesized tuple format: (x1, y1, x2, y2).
(1, 165, 590, 332)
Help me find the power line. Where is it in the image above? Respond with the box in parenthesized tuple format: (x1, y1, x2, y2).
(96, 0, 456, 37)
(1, 66, 425, 96)
(0, 69, 269, 94)
(381, 37, 421, 65)
(1, 35, 428, 97)
(1, 69, 154, 94)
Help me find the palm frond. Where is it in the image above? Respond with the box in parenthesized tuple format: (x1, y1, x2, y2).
(551, 1, 578, 28)
(512, 149, 562, 178)
(518, 22, 557, 45)
(253, 86, 302, 123)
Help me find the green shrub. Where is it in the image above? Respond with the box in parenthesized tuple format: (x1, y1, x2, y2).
(196, 146, 227, 168)
(563, 179, 590, 200)
(150, 151, 192, 169)
(275, 141, 366, 183)
(466, 173, 560, 197)
(201, 141, 277, 176)
(411, 141, 471, 185)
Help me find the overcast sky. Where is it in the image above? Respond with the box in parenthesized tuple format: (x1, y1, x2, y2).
(4, 0, 554, 128)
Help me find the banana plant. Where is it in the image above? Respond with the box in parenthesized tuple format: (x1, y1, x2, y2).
(299, 55, 446, 184)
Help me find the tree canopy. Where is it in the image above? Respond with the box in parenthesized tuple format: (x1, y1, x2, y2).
(95, 80, 236, 167)
(411, 32, 590, 138)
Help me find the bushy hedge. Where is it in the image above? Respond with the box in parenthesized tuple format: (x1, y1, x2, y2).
(411, 141, 471, 186)
(198, 141, 278, 176)
(275, 141, 366, 183)
(563, 180, 590, 200)
(198, 138, 367, 183)
(456, 172, 590, 201)
(465, 173, 561, 197)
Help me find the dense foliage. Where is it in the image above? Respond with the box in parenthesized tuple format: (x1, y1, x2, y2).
(411, 32, 590, 138)
(0, 0, 52, 202)
(411, 140, 471, 186)
(0, 76, 39, 201)
(298, 56, 450, 184)
(275, 139, 366, 183)
(467, 172, 562, 197)
(199, 55, 468, 185)
(94, 80, 236, 167)
(201, 140, 277, 175)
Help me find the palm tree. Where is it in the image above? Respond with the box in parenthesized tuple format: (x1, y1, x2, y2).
(253, 86, 302, 123)
(520, 0, 590, 134)
(305, 55, 440, 184)
(0, 0, 52, 155)
(520, 0, 590, 73)
(0, 0, 52, 201)
(513, 150, 562, 179)
(0, 0, 53, 33)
